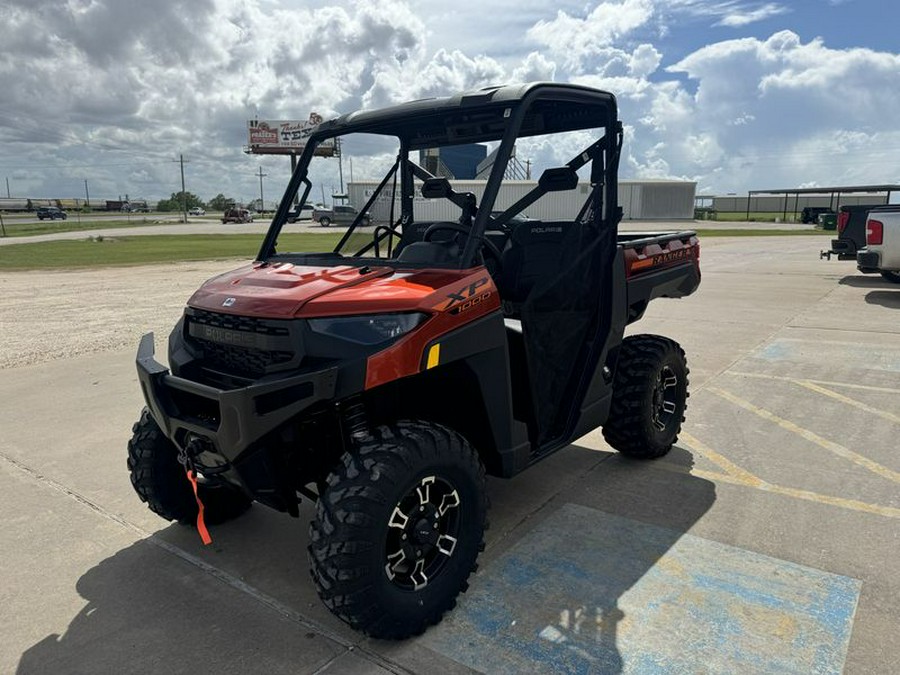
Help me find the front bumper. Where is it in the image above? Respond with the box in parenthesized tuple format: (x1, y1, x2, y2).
(857, 251, 880, 274)
(136, 331, 337, 471)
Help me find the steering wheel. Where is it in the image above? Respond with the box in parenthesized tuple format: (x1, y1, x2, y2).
(423, 222, 504, 275)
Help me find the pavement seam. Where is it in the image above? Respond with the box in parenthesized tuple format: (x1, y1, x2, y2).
(0, 450, 413, 675)
(687, 281, 840, 396)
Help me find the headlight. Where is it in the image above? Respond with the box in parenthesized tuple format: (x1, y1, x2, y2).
(308, 312, 429, 345)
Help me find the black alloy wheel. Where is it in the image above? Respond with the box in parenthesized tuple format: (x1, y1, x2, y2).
(384, 474, 462, 591)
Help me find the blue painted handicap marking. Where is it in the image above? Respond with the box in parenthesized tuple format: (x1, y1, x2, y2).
(422, 503, 860, 674)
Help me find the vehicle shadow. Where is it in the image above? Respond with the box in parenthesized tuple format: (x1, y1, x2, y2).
(15, 446, 714, 675)
(423, 444, 716, 674)
(839, 274, 898, 288)
(14, 519, 341, 675)
(865, 290, 900, 308)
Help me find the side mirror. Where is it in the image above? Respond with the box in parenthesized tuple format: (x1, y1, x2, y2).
(538, 167, 578, 192)
(421, 178, 452, 199)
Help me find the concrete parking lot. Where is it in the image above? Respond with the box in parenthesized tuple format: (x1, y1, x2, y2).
(1, 233, 898, 673)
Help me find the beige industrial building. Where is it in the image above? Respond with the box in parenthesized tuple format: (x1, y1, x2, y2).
(348, 179, 696, 222)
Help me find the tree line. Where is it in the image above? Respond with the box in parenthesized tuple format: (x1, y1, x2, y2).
(155, 192, 237, 212)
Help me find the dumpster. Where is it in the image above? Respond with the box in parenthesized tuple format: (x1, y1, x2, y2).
(817, 213, 837, 230)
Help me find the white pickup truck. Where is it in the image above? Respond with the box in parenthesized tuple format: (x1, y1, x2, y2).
(857, 206, 900, 283)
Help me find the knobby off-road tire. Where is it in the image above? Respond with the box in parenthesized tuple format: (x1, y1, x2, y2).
(309, 421, 487, 639)
(127, 408, 251, 525)
(602, 334, 689, 459)
(880, 271, 900, 284)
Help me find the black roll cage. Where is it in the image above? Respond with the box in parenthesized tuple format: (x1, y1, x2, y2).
(257, 83, 622, 267)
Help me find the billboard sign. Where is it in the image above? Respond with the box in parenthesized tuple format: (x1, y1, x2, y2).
(247, 113, 337, 156)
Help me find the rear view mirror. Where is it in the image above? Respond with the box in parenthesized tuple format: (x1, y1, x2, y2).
(538, 167, 578, 192)
(421, 178, 452, 199)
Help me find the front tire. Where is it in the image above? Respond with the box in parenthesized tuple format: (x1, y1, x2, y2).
(602, 335, 689, 459)
(880, 271, 900, 284)
(309, 421, 487, 639)
(320, 217, 331, 227)
(127, 409, 251, 524)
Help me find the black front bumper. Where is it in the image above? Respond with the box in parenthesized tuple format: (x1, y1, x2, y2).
(137, 332, 338, 476)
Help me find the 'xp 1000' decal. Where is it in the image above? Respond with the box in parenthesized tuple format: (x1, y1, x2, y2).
(436, 277, 493, 314)
(631, 247, 693, 271)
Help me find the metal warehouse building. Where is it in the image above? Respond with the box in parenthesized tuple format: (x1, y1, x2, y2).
(348, 179, 696, 222)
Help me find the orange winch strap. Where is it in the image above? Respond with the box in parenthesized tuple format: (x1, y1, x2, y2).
(186, 469, 212, 545)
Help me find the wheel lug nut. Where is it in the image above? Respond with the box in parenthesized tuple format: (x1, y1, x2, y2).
(420, 506, 425, 512)
(416, 550, 421, 557)
(433, 522, 438, 529)
(402, 533, 407, 540)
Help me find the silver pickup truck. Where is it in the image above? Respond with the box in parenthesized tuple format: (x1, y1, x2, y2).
(311, 204, 371, 227)
(857, 206, 900, 283)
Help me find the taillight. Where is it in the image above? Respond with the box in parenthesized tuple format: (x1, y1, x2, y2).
(837, 211, 849, 234)
(866, 219, 884, 246)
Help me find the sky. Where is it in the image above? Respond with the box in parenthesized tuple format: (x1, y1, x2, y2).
(1, 0, 899, 205)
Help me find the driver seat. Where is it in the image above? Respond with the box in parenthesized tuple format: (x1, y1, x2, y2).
(395, 222, 462, 263)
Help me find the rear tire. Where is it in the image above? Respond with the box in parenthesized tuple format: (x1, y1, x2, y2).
(602, 335, 689, 459)
(880, 271, 900, 284)
(127, 409, 251, 524)
(309, 421, 487, 639)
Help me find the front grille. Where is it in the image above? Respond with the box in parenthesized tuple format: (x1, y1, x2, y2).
(186, 309, 297, 378)
(190, 309, 290, 336)
(195, 340, 294, 376)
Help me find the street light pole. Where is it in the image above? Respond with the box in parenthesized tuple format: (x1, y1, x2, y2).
(84, 179, 90, 208)
(257, 166, 268, 213)
(180, 154, 187, 223)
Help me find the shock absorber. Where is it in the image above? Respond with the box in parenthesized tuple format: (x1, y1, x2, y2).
(341, 397, 370, 442)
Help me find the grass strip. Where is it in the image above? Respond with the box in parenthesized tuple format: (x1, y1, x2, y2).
(0, 229, 828, 271)
(0, 233, 343, 270)
(0, 218, 174, 237)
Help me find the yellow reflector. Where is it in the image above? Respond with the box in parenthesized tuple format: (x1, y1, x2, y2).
(426, 344, 440, 369)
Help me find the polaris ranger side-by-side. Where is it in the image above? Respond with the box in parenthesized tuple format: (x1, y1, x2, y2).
(128, 83, 701, 639)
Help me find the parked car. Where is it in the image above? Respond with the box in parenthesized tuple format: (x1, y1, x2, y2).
(189, 207, 206, 216)
(286, 204, 315, 223)
(801, 207, 833, 224)
(311, 204, 370, 227)
(36, 206, 67, 220)
(221, 208, 253, 224)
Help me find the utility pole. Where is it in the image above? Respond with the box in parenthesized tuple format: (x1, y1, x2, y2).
(525, 159, 532, 180)
(84, 179, 90, 208)
(257, 166, 268, 213)
(179, 154, 188, 223)
(5, 177, 9, 198)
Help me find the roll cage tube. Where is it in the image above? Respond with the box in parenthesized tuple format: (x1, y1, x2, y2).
(257, 84, 621, 266)
(461, 90, 620, 267)
(257, 140, 319, 261)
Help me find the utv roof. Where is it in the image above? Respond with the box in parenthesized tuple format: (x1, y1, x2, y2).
(311, 82, 618, 150)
